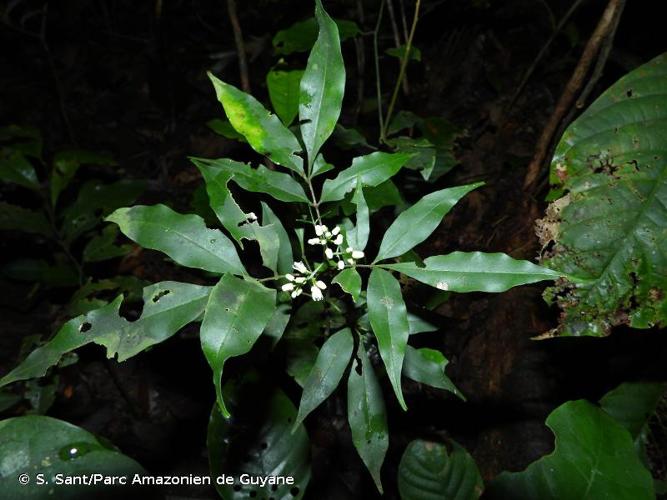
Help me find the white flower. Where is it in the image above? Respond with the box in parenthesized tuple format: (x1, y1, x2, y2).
(337, 260, 345, 270)
(325, 248, 334, 259)
(281, 283, 295, 292)
(351, 250, 365, 259)
(295, 276, 307, 284)
(291, 288, 303, 298)
(436, 281, 449, 291)
(311, 286, 324, 301)
(246, 212, 258, 221)
(320, 238, 328, 245)
(307, 237, 322, 246)
(293, 261, 308, 273)
(315, 280, 327, 290)
(285, 274, 295, 282)
(332, 226, 341, 236)
(333, 234, 344, 245)
(347, 258, 355, 265)
(346, 247, 353, 253)
(315, 224, 328, 236)
(325, 231, 332, 238)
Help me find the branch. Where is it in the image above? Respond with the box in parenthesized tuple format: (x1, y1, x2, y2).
(226, 0, 250, 92)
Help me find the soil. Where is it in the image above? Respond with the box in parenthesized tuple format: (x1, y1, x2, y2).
(1, 0, 666, 498)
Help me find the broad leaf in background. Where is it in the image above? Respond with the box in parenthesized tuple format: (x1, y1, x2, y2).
(208, 73, 304, 174)
(368, 268, 410, 410)
(384, 252, 560, 293)
(320, 151, 412, 202)
(0, 148, 39, 190)
(541, 53, 667, 337)
(347, 342, 389, 493)
(0, 416, 145, 499)
(386, 44, 422, 62)
(299, 0, 345, 171)
(267, 69, 304, 126)
(207, 118, 246, 142)
(107, 204, 245, 275)
(273, 16, 359, 55)
(375, 183, 483, 262)
(50, 149, 116, 206)
(82, 225, 132, 262)
(398, 439, 483, 500)
(487, 400, 654, 500)
(261, 202, 294, 275)
(0, 281, 211, 387)
(208, 377, 310, 500)
(294, 327, 353, 429)
(403, 346, 463, 400)
(201, 275, 276, 417)
(347, 181, 369, 251)
(0, 202, 51, 236)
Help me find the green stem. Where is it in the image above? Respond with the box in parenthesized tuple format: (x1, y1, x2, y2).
(381, 0, 421, 143)
(373, 0, 387, 137)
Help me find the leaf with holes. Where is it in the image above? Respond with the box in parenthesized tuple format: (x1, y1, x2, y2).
(541, 53, 667, 337)
(0, 416, 145, 499)
(347, 342, 389, 493)
(332, 268, 362, 302)
(403, 346, 463, 400)
(487, 400, 654, 499)
(368, 268, 410, 410)
(398, 439, 483, 500)
(384, 252, 561, 293)
(107, 204, 245, 275)
(294, 327, 353, 429)
(374, 183, 483, 262)
(208, 377, 310, 499)
(0, 281, 211, 387)
(208, 73, 304, 174)
(201, 275, 276, 417)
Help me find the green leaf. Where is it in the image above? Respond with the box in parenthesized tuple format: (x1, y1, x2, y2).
(488, 400, 654, 500)
(407, 313, 437, 334)
(347, 181, 369, 251)
(299, 0, 345, 171)
(0, 415, 145, 499)
(600, 382, 666, 440)
(200, 275, 276, 417)
(542, 53, 667, 337)
(333, 124, 372, 150)
(208, 379, 311, 499)
(398, 439, 483, 500)
(273, 17, 359, 55)
(368, 268, 409, 410)
(0, 125, 42, 158)
(82, 225, 132, 262)
(403, 346, 463, 399)
(61, 179, 145, 244)
(208, 72, 304, 174)
(193, 157, 309, 203)
(332, 268, 362, 302)
(263, 303, 291, 347)
(0, 281, 211, 387)
(294, 327, 354, 429)
(384, 252, 560, 293)
(389, 136, 437, 180)
(0, 202, 51, 236)
(50, 149, 116, 206)
(206, 118, 246, 142)
(386, 44, 422, 62)
(262, 202, 294, 275)
(0, 148, 39, 189)
(347, 342, 389, 493)
(375, 183, 483, 262)
(107, 204, 245, 275)
(267, 69, 304, 126)
(320, 151, 413, 203)
(2, 258, 79, 287)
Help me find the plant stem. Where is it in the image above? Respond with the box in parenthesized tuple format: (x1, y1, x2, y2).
(381, 0, 421, 143)
(373, 0, 387, 137)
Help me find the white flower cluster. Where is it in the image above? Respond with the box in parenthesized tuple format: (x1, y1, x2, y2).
(307, 224, 365, 270)
(281, 261, 327, 301)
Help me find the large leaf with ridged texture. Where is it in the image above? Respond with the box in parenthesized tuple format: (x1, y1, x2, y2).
(208, 73, 304, 174)
(347, 343, 388, 494)
(398, 439, 483, 500)
(0, 281, 211, 387)
(0, 416, 145, 499)
(384, 252, 560, 293)
(201, 275, 276, 417)
(374, 183, 483, 262)
(487, 400, 654, 500)
(367, 268, 409, 410)
(299, 0, 345, 171)
(541, 53, 667, 337)
(107, 204, 245, 275)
